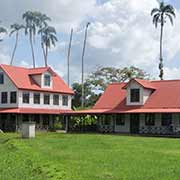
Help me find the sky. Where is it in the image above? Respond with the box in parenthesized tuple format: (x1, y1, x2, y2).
(0, 0, 180, 85)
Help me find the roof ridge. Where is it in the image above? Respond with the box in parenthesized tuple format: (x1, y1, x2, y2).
(110, 82, 127, 85)
(151, 79, 180, 83)
(28, 66, 50, 70)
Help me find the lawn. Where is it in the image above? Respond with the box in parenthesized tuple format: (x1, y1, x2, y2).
(0, 133, 180, 180)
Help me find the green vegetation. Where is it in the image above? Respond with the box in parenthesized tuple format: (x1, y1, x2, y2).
(72, 66, 149, 108)
(1, 133, 180, 180)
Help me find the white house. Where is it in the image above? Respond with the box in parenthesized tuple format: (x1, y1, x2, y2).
(70, 78, 180, 135)
(0, 64, 74, 131)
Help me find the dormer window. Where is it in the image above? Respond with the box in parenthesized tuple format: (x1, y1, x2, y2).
(0, 72, 4, 84)
(130, 89, 140, 102)
(44, 74, 51, 86)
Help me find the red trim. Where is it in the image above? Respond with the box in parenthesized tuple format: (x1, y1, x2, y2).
(65, 108, 180, 115)
(0, 108, 73, 115)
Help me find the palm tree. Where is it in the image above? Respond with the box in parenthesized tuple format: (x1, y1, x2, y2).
(9, 23, 25, 65)
(23, 11, 40, 68)
(38, 26, 58, 66)
(36, 13, 51, 65)
(151, 1, 175, 80)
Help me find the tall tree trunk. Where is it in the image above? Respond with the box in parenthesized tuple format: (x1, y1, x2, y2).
(41, 32, 46, 66)
(159, 15, 164, 80)
(45, 44, 48, 67)
(30, 32, 35, 68)
(10, 32, 18, 65)
(67, 28, 73, 86)
(42, 42, 46, 66)
(81, 24, 89, 107)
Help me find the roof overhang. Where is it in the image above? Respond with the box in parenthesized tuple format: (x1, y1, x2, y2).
(64, 108, 180, 115)
(0, 108, 73, 115)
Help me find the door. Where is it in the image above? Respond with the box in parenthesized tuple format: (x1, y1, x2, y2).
(130, 114, 140, 134)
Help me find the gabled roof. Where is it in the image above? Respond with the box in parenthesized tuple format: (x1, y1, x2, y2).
(57, 79, 180, 115)
(28, 67, 56, 76)
(123, 78, 156, 90)
(0, 64, 74, 94)
(93, 79, 180, 111)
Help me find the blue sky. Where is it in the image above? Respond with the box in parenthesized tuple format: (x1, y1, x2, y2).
(0, 0, 180, 85)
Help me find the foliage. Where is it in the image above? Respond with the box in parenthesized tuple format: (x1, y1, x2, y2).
(38, 26, 58, 66)
(54, 118, 63, 130)
(72, 66, 149, 108)
(1, 133, 180, 179)
(87, 66, 150, 91)
(22, 11, 56, 68)
(72, 82, 97, 108)
(151, 1, 175, 80)
(70, 115, 97, 130)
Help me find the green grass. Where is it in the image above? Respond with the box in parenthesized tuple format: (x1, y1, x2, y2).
(1, 133, 180, 180)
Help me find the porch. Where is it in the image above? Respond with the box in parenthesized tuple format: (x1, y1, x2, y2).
(0, 114, 64, 132)
(65, 113, 180, 135)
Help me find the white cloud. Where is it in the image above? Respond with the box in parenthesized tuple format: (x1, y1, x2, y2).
(87, 0, 160, 71)
(1, 0, 180, 83)
(164, 67, 180, 79)
(83, 0, 180, 80)
(0, 53, 10, 64)
(0, 0, 96, 32)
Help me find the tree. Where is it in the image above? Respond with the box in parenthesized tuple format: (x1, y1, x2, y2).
(38, 26, 58, 66)
(72, 82, 100, 108)
(87, 66, 149, 91)
(72, 66, 149, 108)
(151, 1, 175, 80)
(9, 23, 25, 65)
(23, 11, 40, 68)
(36, 13, 51, 66)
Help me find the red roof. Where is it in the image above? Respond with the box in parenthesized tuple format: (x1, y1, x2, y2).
(70, 79, 180, 114)
(123, 78, 156, 90)
(95, 80, 180, 109)
(0, 108, 73, 114)
(0, 64, 74, 94)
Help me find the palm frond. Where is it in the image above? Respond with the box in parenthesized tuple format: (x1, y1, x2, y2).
(9, 29, 16, 36)
(151, 8, 160, 16)
(165, 13, 174, 25)
(153, 14, 160, 28)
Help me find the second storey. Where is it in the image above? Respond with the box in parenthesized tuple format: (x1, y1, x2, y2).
(0, 64, 74, 110)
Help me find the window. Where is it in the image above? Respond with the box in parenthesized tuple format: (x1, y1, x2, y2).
(0, 72, 4, 84)
(62, 95, 68, 106)
(44, 94, 50, 104)
(101, 115, 112, 125)
(145, 113, 155, 126)
(161, 113, 172, 126)
(116, 114, 125, 126)
(44, 74, 51, 86)
(53, 94, 59, 105)
(1, 92, 7, 104)
(10, 91, 17, 103)
(34, 93, 40, 104)
(23, 92, 30, 104)
(130, 89, 140, 102)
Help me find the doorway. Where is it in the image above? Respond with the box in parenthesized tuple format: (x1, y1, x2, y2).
(130, 114, 140, 134)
